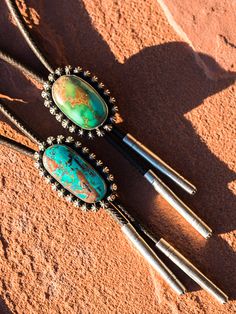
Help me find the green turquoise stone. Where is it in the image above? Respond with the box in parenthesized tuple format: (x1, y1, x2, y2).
(52, 75, 108, 130)
(43, 144, 107, 203)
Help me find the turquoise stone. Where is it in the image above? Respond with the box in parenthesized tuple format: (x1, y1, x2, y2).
(52, 75, 108, 130)
(43, 144, 107, 203)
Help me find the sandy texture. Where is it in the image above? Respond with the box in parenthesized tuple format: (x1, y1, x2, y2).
(0, 0, 235, 313)
(157, 0, 236, 80)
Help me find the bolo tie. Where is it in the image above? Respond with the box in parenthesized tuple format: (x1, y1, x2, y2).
(0, 0, 228, 303)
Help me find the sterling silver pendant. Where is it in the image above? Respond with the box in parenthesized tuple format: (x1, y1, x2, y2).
(41, 66, 119, 138)
(34, 135, 117, 212)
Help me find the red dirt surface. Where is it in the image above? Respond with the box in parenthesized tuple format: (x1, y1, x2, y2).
(0, 0, 235, 313)
(157, 0, 236, 80)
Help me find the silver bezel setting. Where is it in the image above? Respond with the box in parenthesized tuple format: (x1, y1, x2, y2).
(34, 135, 118, 211)
(41, 66, 119, 138)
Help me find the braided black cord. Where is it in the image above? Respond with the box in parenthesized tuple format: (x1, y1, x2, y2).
(0, 49, 45, 84)
(106, 202, 128, 226)
(0, 134, 35, 158)
(0, 103, 42, 144)
(113, 200, 159, 244)
(5, 0, 53, 73)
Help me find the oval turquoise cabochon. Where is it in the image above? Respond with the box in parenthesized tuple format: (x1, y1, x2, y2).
(52, 75, 108, 130)
(43, 144, 107, 203)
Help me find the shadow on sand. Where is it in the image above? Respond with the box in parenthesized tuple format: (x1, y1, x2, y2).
(0, 0, 235, 300)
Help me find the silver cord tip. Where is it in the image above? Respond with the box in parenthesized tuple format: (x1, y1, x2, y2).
(123, 133, 196, 194)
(156, 238, 228, 304)
(190, 187, 197, 195)
(206, 231, 213, 239)
(121, 223, 186, 295)
(144, 170, 212, 239)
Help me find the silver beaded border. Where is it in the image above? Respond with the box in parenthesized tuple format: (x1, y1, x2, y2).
(34, 135, 118, 212)
(41, 65, 119, 138)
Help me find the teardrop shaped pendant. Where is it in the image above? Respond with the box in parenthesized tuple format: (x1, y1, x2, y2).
(42, 66, 118, 137)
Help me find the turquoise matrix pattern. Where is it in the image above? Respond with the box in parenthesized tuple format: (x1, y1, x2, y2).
(52, 75, 108, 130)
(43, 144, 107, 203)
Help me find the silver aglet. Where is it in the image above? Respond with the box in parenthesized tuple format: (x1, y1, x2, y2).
(144, 170, 212, 239)
(121, 223, 186, 295)
(123, 133, 196, 195)
(156, 238, 228, 304)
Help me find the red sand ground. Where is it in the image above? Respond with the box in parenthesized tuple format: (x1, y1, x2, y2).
(0, 0, 235, 313)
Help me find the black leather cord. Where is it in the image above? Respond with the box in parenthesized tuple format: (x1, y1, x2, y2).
(105, 132, 147, 175)
(0, 134, 35, 158)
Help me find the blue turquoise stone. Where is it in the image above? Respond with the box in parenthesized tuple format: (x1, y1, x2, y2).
(43, 144, 107, 203)
(52, 75, 108, 130)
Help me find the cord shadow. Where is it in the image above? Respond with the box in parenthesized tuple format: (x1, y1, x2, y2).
(0, 0, 235, 299)
(0, 297, 12, 314)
